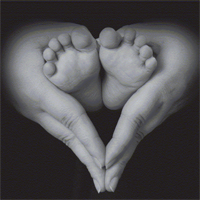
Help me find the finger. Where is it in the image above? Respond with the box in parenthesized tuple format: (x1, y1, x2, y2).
(105, 112, 168, 192)
(40, 88, 105, 168)
(105, 96, 172, 192)
(37, 112, 105, 193)
(105, 87, 163, 169)
(105, 141, 135, 192)
(104, 88, 163, 192)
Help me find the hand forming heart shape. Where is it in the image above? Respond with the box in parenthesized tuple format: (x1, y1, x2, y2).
(2, 22, 198, 193)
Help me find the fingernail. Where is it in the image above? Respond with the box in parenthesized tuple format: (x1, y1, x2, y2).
(93, 179, 101, 193)
(94, 157, 102, 169)
(109, 177, 119, 192)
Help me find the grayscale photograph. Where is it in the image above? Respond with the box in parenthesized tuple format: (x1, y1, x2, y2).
(1, 1, 199, 199)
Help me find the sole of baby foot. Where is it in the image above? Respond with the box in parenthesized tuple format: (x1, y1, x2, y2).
(99, 27, 157, 110)
(43, 26, 102, 111)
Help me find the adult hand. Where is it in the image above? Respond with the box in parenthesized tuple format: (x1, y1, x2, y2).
(104, 23, 199, 192)
(2, 22, 105, 193)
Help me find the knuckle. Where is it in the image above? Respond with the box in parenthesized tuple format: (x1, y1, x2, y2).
(60, 112, 85, 130)
(122, 112, 145, 130)
(61, 116, 71, 127)
(60, 133, 76, 148)
(80, 136, 91, 147)
(135, 130, 145, 144)
(133, 115, 145, 128)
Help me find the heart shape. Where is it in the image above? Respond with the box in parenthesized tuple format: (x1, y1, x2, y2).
(2, 22, 198, 193)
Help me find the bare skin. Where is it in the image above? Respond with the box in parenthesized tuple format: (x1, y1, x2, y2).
(102, 22, 198, 192)
(2, 22, 105, 193)
(99, 27, 157, 110)
(2, 21, 198, 193)
(42, 26, 102, 111)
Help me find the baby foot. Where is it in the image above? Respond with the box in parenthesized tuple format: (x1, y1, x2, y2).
(43, 26, 102, 111)
(99, 27, 157, 110)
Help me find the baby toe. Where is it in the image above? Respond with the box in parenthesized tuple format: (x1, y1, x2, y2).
(58, 33, 71, 47)
(43, 62, 57, 77)
(134, 35, 146, 50)
(145, 57, 157, 73)
(43, 48, 56, 61)
(123, 28, 136, 45)
(139, 45, 153, 61)
(71, 26, 95, 51)
(49, 38, 62, 52)
(99, 27, 122, 49)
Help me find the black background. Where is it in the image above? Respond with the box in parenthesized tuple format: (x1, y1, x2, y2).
(1, 1, 199, 199)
